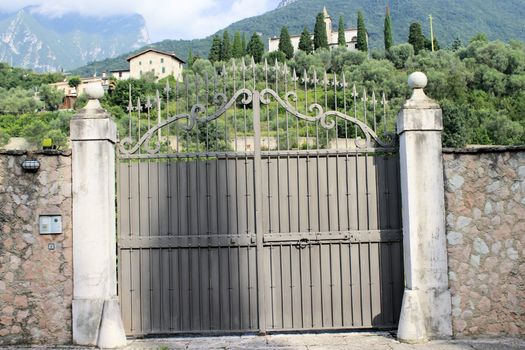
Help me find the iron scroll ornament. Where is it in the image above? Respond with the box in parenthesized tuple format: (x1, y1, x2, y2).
(118, 88, 393, 155)
(118, 88, 253, 155)
(260, 88, 394, 149)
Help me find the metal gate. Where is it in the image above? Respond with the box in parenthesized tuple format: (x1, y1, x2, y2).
(117, 60, 404, 336)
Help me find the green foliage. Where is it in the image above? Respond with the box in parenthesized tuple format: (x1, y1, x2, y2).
(356, 11, 368, 52)
(265, 51, 287, 64)
(241, 33, 247, 56)
(0, 63, 64, 90)
(278, 27, 294, 60)
(0, 111, 73, 149)
(408, 22, 426, 54)
(232, 32, 244, 58)
(39, 85, 64, 111)
(298, 27, 313, 54)
(67, 76, 81, 88)
(107, 78, 159, 109)
(338, 17, 346, 47)
(3, 36, 525, 152)
(451, 38, 463, 51)
(331, 48, 367, 73)
(0, 87, 43, 114)
(313, 12, 329, 50)
(208, 35, 222, 63)
(0, 128, 10, 146)
(75, 94, 89, 110)
(384, 7, 393, 50)
(221, 31, 232, 61)
(247, 33, 265, 63)
(470, 33, 489, 43)
(386, 44, 415, 69)
(187, 48, 194, 68)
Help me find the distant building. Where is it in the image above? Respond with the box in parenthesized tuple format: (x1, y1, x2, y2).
(110, 69, 131, 80)
(268, 7, 362, 53)
(115, 48, 186, 82)
(49, 77, 105, 109)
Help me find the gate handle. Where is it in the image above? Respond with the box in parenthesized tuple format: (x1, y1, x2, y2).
(296, 238, 310, 249)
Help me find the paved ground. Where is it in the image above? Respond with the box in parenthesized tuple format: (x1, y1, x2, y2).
(2, 332, 525, 349)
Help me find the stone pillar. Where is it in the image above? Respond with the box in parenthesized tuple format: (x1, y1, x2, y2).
(396, 72, 452, 343)
(70, 85, 127, 348)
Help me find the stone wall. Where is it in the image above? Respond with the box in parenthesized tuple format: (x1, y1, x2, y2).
(443, 148, 525, 337)
(0, 151, 72, 345)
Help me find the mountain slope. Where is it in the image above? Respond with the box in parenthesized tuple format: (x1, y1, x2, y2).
(0, 7, 149, 72)
(72, 0, 525, 76)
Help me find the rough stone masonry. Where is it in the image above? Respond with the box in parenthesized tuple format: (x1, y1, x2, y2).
(443, 148, 525, 337)
(0, 151, 72, 345)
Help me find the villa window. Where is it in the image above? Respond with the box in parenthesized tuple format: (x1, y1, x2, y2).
(161, 58, 164, 63)
(162, 67, 166, 73)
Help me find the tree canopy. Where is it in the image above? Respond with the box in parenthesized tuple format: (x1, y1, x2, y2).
(408, 22, 426, 54)
(208, 35, 222, 63)
(247, 32, 265, 63)
(384, 7, 393, 50)
(338, 16, 346, 47)
(356, 11, 368, 52)
(299, 27, 314, 54)
(278, 26, 295, 60)
(313, 12, 329, 50)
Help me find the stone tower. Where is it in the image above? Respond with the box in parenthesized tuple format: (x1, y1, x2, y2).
(323, 6, 332, 39)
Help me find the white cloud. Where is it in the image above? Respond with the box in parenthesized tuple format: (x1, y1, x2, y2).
(0, 0, 280, 41)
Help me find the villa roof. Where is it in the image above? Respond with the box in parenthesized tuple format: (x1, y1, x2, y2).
(127, 48, 186, 63)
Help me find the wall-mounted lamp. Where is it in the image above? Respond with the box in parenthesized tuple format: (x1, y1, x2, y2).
(21, 159, 40, 173)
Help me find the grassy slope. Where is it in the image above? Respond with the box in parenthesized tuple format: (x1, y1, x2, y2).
(71, 0, 525, 76)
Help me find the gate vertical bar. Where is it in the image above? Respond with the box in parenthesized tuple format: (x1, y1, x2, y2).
(253, 90, 267, 334)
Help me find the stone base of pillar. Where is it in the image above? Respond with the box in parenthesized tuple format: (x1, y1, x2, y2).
(397, 288, 452, 343)
(397, 289, 427, 343)
(73, 298, 127, 348)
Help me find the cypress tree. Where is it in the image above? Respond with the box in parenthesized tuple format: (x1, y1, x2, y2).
(278, 26, 294, 59)
(247, 32, 264, 63)
(384, 6, 393, 50)
(208, 35, 222, 63)
(313, 12, 329, 50)
(356, 11, 368, 52)
(298, 27, 313, 54)
(408, 22, 425, 54)
(221, 30, 232, 61)
(187, 48, 194, 68)
(232, 32, 243, 58)
(338, 16, 346, 47)
(241, 33, 247, 55)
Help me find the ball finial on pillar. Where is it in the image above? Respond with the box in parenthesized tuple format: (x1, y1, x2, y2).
(408, 72, 428, 90)
(84, 82, 104, 100)
(406, 72, 434, 104)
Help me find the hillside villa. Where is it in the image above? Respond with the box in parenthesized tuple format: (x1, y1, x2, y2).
(269, 7, 363, 53)
(110, 48, 185, 82)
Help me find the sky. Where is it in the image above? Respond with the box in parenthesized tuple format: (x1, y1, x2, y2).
(0, 0, 281, 41)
